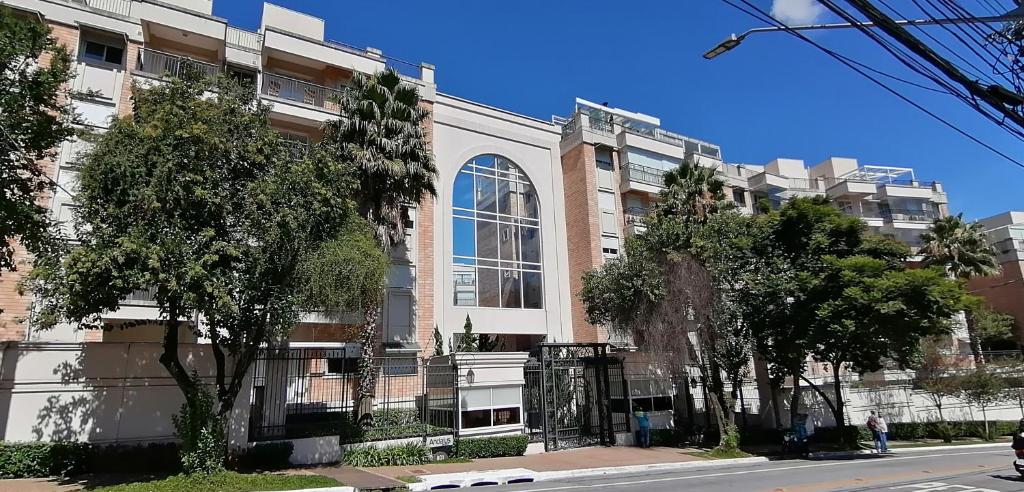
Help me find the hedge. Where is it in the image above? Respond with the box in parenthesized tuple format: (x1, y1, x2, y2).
(341, 443, 430, 467)
(455, 435, 529, 459)
(885, 421, 1018, 441)
(230, 442, 293, 471)
(0, 442, 181, 479)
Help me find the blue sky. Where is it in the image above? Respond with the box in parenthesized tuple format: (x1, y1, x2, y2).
(213, 0, 1024, 220)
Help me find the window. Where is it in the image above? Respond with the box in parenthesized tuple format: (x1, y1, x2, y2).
(325, 356, 358, 375)
(81, 40, 124, 65)
(732, 189, 746, 207)
(459, 386, 523, 429)
(452, 155, 542, 309)
(601, 236, 619, 258)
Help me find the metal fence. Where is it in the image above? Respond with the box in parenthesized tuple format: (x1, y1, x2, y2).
(226, 27, 263, 52)
(74, 0, 132, 16)
(248, 349, 456, 443)
(621, 163, 666, 187)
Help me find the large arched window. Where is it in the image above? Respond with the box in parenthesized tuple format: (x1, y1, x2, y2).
(452, 154, 542, 309)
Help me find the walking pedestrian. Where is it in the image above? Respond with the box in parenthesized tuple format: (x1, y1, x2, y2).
(876, 414, 889, 453)
(867, 410, 881, 453)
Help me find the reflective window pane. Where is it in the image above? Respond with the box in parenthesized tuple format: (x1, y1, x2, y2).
(500, 269, 522, 309)
(477, 220, 498, 260)
(453, 172, 474, 210)
(493, 407, 521, 426)
(453, 217, 476, 259)
(522, 183, 539, 219)
(497, 178, 512, 216)
(499, 223, 518, 262)
(454, 266, 477, 306)
(476, 175, 497, 213)
(520, 227, 541, 264)
(523, 272, 543, 309)
(477, 267, 500, 308)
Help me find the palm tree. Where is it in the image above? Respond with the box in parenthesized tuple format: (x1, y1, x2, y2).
(656, 159, 731, 223)
(322, 69, 437, 425)
(920, 213, 1000, 363)
(323, 69, 437, 248)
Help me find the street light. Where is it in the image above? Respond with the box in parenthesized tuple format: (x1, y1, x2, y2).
(703, 7, 1024, 59)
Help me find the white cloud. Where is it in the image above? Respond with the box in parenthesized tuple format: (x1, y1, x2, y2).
(771, 0, 826, 25)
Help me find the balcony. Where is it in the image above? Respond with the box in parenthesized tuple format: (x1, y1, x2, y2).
(748, 172, 789, 194)
(825, 178, 878, 198)
(620, 163, 665, 194)
(73, 0, 132, 17)
(136, 48, 221, 80)
(881, 208, 940, 223)
(260, 73, 343, 118)
(625, 207, 649, 235)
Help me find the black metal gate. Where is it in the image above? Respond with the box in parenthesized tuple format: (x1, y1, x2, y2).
(524, 343, 625, 451)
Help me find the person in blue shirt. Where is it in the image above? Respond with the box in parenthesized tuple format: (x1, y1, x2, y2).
(634, 408, 651, 448)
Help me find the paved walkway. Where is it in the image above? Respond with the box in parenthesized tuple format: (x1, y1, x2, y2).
(366, 446, 705, 481)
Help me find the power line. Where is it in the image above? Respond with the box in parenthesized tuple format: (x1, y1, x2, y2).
(719, 0, 1024, 169)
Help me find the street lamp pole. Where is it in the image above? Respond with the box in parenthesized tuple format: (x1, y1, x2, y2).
(703, 8, 1024, 59)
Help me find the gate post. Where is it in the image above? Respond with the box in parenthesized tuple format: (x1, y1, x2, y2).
(595, 345, 608, 447)
(539, 347, 550, 451)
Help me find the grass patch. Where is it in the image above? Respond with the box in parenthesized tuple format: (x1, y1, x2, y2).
(396, 475, 422, 483)
(687, 448, 753, 460)
(87, 471, 340, 492)
(888, 437, 1010, 449)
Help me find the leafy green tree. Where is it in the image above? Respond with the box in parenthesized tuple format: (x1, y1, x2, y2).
(807, 252, 966, 427)
(957, 368, 1010, 439)
(26, 75, 385, 463)
(432, 325, 444, 357)
(966, 299, 1017, 352)
(920, 214, 1000, 363)
(1, 7, 78, 307)
(322, 69, 437, 421)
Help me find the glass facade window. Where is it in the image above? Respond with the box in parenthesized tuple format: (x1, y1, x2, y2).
(452, 155, 542, 309)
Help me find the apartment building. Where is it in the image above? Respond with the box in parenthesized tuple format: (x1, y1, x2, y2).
(555, 99, 950, 347)
(0, 0, 584, 359)
(971, 211, 1024, 342)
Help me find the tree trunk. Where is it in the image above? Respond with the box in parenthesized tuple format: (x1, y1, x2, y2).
(354, 303, 380, 427)
(770, 381, 783, 430)
(801, 375, 839, 428)
(789, 368, 802, 429)
(158, 303, 200, 403)
(982, 406, 990, 440)
(832, 362, 845, 427)
(965, 310, 985, 365)
(937, 401, 944, 422)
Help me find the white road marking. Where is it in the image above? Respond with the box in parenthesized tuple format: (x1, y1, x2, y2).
(510, 450, 1005, 492)
(891, 482, 999, 492)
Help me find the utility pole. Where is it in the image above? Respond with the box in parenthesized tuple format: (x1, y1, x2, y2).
(826, 0, 1024, 130)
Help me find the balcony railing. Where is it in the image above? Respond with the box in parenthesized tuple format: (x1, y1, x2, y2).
(123, 287, 158, 305)
(787, 178, 824, 192)
(589, 118, 614, 134)
(621, 163, 666, 187)
(73, 0, 132, 16)
(261, 73, 343, 113)
(226, 27, 263, 52)
(137, 48, 221, 80)
(881, 208, 940, 222)
(621, 126, 722, 160)
(625, 207, 649, 225)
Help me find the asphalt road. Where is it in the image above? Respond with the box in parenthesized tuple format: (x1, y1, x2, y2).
(491, 449, 1024, 492)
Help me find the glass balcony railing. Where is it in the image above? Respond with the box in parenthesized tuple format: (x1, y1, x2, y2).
(624, 206, 649, 224)
(136, 48, 221, 80)
(880, 208, 940, 222)
(261, 72, 344, 112)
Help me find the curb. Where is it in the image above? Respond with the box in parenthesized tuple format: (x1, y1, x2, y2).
(258, 488, 356, 492)
(406, 456, 769, 491)
(808, 441, 1009, 459)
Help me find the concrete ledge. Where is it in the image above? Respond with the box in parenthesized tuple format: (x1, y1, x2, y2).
(407, 457, 770, 491)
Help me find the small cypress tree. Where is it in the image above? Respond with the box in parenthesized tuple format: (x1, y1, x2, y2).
(432, 324, 445, 356)
(457, 315, 478, 352)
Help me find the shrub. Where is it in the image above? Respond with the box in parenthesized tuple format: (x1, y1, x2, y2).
(172, 381, 224, 475)
(87, 443, 181, 474)
(0, 442, 87, 478)
(231, 442, 293, 471)
(455, 435, 529, 459)
(342, 443, 430, 467)
(810, 425, 864, 446)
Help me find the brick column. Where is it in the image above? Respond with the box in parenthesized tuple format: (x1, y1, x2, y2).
(561, 143, 603, 343)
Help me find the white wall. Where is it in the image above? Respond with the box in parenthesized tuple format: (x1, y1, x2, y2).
(0, 342, 250, 447)
(432, 94, 573, 344)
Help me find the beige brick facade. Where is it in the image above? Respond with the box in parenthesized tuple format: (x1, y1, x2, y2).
(416, 100, 437, 356)
(560, 143, 603, 343)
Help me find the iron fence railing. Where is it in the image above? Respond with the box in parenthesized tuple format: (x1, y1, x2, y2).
(621, 163, 665, 187)
(560, 114, 579, 138)
(589, 118, 614, 134)
(261, 72, 343, 112)
(123, 287, 157, 305)
(137, 48, 221, 80)
(248, 349, 457, 443)
(226, 27, 263, 52)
